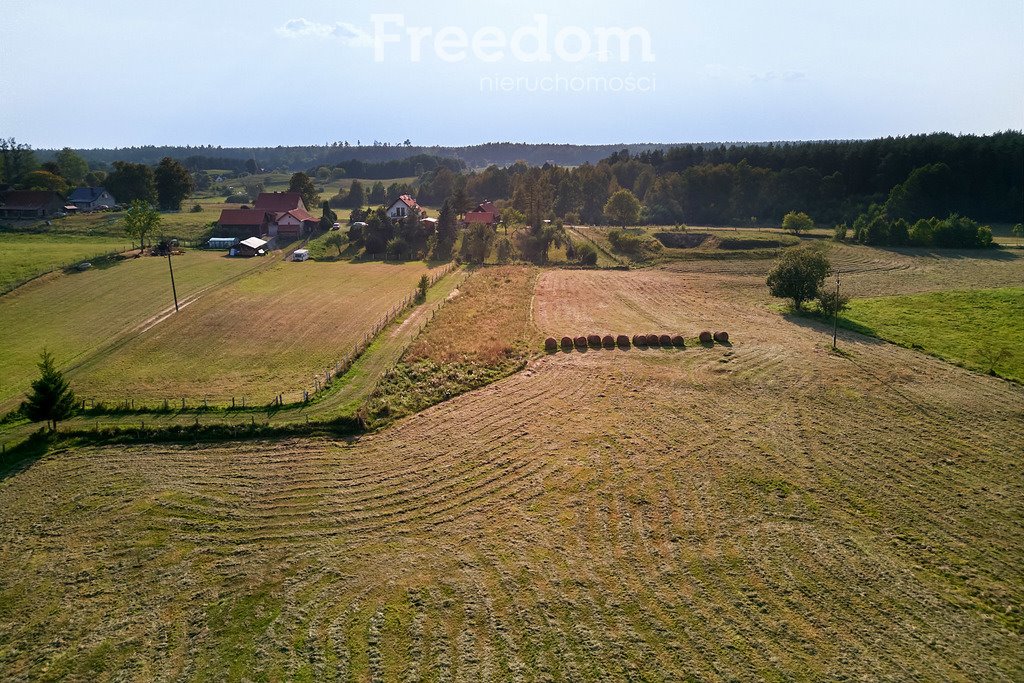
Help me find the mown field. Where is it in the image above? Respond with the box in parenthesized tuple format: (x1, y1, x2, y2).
(0, 250, 263, 411)
(0, 233, 132, 293)
(841, 287, 1024, 382)
(71, 260, 445, 404)
(1, 254, 1022, 680)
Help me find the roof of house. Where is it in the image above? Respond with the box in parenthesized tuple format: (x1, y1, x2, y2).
(218, 209, 270, 226)
(390, 194, 419, 210)
(239, 237, 268, 249)
(67, 187, 111, 203)
(464, 210, 497, 223)
(253, 192, 304, 212)
(478, 201, 497, 213)
(0, 190, 63, 209)
(276, 208, 317, 223)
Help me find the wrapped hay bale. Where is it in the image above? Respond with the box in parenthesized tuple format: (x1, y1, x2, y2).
(545, 337, 558, 351)
(672, 334, 685, 347)
(646, 334, 661, 346)
(699, 331, 713, 344)
(561, 336, 574, 350)
(713, 331, 729, 343)
(632, 334, 647, 346)
(587, 334, 602, 347)
(617, 334, 631, 347)
(659, 334, 672, 346)
(602, 335, 615, 348)
(574, 336, 588, 349)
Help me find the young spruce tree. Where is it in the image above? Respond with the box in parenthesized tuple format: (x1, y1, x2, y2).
(24, 350, 77, 431)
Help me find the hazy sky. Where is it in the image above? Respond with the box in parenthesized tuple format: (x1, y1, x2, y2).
(2, 0, 1022, 148)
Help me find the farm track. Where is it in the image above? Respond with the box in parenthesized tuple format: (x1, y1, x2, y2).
(1, 257, 1023, 679)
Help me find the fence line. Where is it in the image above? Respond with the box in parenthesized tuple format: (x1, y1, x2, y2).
(76, 262, 457, 415)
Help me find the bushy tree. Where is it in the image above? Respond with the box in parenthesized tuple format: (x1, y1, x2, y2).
(288, 172, 320, 210)
(324, 232, 346, 256)
(345, 179, 366, 208)
(766, 246, 831, 310)
(817, 287, 850, 317)
(20, 170, 68, 195)
(123, 199, 160, 250)
(576, 242, 598, 265)
(460, 223, 496, 264)
(106, 161, 156, 204)
(155, 157, 194, 210)
(23, 350, 76, 430)
(782, 211, 814, 235)
(319, 201, 337, 231)
(54, 148, 88, 185)
(368, 181, 386, 204)
(430, 199, 458, 260)
(84, 170, 107, 187)
(495, 236, 515, 263)
(604, 189, 641, 227)
(416, 274, 429, 302)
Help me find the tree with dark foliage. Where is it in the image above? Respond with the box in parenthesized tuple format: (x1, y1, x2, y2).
(23, 350, 76, 431)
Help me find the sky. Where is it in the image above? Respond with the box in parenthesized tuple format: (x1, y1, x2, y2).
(1, 0, 1022, 148)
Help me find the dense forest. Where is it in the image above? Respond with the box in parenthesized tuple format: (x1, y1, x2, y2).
(7, 132, 1023, 226)
(407, 132, 1022, 226)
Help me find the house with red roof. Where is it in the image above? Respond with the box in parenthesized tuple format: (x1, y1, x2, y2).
(253, 192, 305, 213)
(215, 192, 318, 241)
(386, 194, 420, 220)
(272, 207, 318, 240)
(216, 208, 272, 239)
(464, 200, 499, 226)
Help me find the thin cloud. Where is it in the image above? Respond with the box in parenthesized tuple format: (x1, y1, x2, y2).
(276, 18, 371, 46)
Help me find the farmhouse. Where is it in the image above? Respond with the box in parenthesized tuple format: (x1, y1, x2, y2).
(67, 187, 117, 211)
(216, 208, 271, 239)
(0, 190, 65, 219)
(464, 200, 498, 226)
(386, 194, 420, 220)
(270, 207, 318, 239)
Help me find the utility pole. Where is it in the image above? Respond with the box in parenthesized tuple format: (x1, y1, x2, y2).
(831, 276, 841, 350)
(167, 248, 179, 312)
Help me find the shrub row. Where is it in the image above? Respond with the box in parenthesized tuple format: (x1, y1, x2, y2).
(545, 330, 729, 352)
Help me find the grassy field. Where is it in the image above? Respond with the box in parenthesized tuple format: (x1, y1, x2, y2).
(840, 288, 1024, 382)
(0, 233, 132, 293)
(367, 266, 542, 423)
(71, 260, 445, 404)
(3, 198, 227, 240)
(0, 250, 264, 412)
(0, 257, 1022, 679)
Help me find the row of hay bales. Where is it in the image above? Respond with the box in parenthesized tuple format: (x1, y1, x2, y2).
(545, 331, 728, 351)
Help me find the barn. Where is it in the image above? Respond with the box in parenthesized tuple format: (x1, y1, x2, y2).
(0, 190, 65, 219)
(235, 236, 269, 257)
(216, 209, 271, 239)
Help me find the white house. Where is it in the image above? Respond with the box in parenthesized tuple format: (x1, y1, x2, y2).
(67, 187, 117, 211)
(386, 194, 420, 220)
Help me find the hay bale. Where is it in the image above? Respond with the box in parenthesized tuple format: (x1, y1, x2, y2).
(602, 335, 615, 348)
(574, 336, 588, 349)
(545, 337, 558, 351)
(659, 334, 672, 346)
(617, 334, 631, 347)
(672, 334, 685, 347)
(699, 330, 713, 344)
(587, 334, 602, 347)
(713, 331, 730, 343)
(561, 336, 574, 350)
(632, 334, 647, 346)
(646, 334, 661, 346)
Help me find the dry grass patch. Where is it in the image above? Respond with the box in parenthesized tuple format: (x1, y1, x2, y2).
(366, 266, 542, 423)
